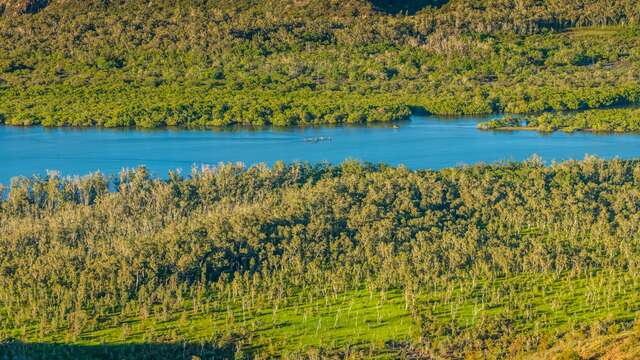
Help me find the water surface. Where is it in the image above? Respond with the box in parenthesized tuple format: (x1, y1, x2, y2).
(2, 115, 640, 184)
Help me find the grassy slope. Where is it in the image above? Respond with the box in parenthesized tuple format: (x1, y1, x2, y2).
(6, 271, 640, 357)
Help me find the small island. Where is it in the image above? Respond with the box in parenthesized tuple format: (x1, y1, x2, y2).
(478, 107, 640, 133)
(476, 115, 523, 130)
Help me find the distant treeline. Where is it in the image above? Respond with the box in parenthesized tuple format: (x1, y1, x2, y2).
(1, 0, 640, 127)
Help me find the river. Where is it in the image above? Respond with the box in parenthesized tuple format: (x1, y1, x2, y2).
(2, 115, 640, 184)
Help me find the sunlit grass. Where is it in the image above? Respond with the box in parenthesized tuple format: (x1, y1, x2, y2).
(9, 270, 640, 356)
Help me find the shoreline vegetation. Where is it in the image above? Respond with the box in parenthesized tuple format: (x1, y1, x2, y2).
(478, 107, 640, 133)
(1, 1, 640, 129)
(3, 158, 640, 357)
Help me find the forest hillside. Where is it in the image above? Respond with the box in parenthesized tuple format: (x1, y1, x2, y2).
(3, 158, 640, 357)
(1, 0, 640, 127)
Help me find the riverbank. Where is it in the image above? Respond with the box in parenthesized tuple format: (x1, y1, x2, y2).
(478, 107, 640, 133)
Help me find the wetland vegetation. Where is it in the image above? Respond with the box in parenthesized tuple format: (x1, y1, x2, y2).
(1, 0, 640, 128)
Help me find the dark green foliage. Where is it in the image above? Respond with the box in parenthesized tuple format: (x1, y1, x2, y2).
(480, 107, 640, 132)
(1, 0, 640, 127)
(371, 0, 447, 15)
(526, 107, 640, 132)
(0, 340, 238, 360)
(477, 115, 521, 130)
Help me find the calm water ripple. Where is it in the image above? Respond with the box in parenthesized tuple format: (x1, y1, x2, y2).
(2, 115, 640, 184)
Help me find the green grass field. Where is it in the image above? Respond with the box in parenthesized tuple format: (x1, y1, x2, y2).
(5, 270, 639, 358)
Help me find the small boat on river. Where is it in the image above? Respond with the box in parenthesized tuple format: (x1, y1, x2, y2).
(304, 136, 333, 143)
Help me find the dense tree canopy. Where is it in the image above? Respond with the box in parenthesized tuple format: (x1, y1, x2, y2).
(478, 107, 640, 132)
(2, 158, 640, 357)
(1, 0, 640, 127)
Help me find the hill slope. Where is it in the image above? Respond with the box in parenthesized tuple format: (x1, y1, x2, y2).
(1, 0, 640, 128)
(3, 159, 640, 357)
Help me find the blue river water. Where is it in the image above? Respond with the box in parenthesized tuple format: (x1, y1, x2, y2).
(2, 115, 640, 185)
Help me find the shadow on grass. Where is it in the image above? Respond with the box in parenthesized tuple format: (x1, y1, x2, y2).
(0, 340, 240, 360)
(370, 0, 448, 15)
